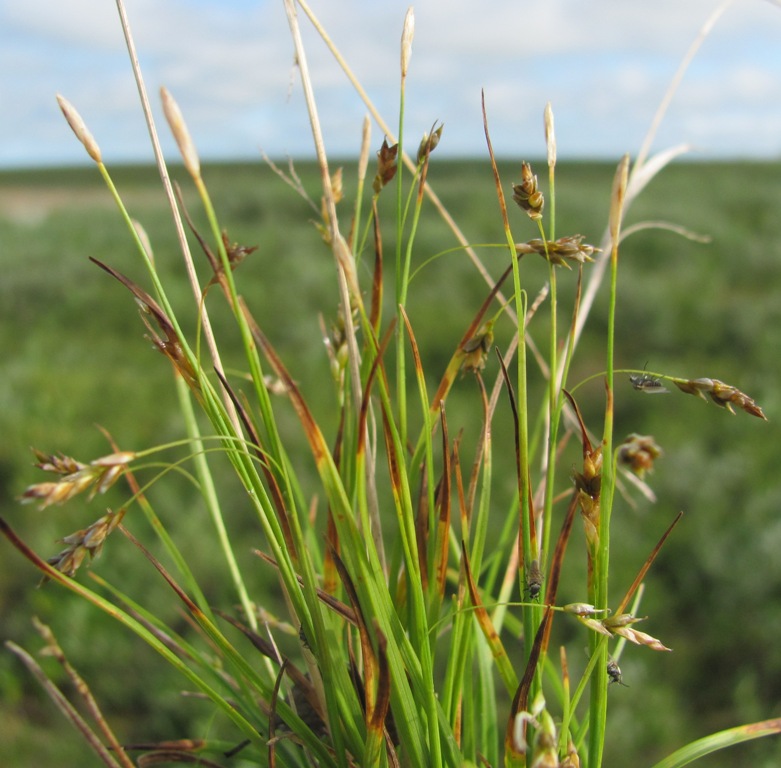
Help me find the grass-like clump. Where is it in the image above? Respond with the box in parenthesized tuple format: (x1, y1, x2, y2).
(3, 2, 780, 767)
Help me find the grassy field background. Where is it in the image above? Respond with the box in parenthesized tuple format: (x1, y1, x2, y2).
(1, 158, 781, 766)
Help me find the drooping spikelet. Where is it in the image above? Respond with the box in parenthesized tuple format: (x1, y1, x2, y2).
(672, 377, 767, 420)
(515, 235, 599, 269)
(46, 508, 125, 578)
(20, 449, 135, 509)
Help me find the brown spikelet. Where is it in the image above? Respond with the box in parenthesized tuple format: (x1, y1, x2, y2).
(20, 450, 135, 510)
(672, 377, 767, 420)
(460, 320, 494, 373)
(564, 390, 602, 568)
(373, 138, 398, 194)
(512, 162, 544, 220)
(515, 235, 599, 269)
(617, 434, 662, 479)
(46, 508, 126, 579)
(416, 122, 443, 166)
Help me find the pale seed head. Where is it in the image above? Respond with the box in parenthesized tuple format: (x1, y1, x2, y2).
(91, 451, 136, 468)
(563, 602, 608, 617)
(358, 115, 371, 184)
(401, 7, 415, 78)
(160, 87, 201, 180)
(611, 625, 671, 652)
(56, 94, 102, 164)
(544, 101, 556, 169)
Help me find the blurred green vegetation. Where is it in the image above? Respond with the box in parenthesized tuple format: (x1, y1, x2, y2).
(1, 158, 780, 766)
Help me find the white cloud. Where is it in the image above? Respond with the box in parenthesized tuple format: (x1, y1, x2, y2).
(1, 0, 781, 165)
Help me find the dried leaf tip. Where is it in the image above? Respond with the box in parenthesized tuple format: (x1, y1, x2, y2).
(160, 87, 200, 180)
(401, 7, 415, 78)
(56, 95, 102, 164)
(544, 102, 556, 169)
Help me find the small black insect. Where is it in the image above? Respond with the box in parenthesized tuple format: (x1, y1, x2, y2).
(526, 560, 543, 601)
(607, 656, 628, 687)
(629, 372, 669, 394)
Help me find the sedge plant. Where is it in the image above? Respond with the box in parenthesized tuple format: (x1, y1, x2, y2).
(4, 2, 780, 767)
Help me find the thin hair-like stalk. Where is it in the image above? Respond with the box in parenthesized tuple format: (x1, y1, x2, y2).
(395, 7, 415, 449)
(481, 101, 540, 752)
(588, 154, 629, 768)
(113, 0, 240, 434)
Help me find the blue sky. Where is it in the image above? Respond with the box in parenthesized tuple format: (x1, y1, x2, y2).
(2, 0, 781, 168)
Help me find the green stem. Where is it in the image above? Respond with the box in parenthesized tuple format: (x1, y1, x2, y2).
(506, 240, 537, 668)
(395, 69, 409, 448)
(175, 376, 257, 631)
(587, 156, 627, 768)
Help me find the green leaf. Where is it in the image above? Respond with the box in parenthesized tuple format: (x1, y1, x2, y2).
(650, 719, 781, 768)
